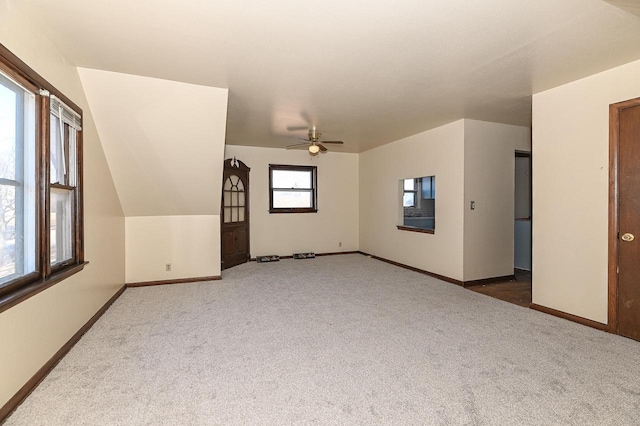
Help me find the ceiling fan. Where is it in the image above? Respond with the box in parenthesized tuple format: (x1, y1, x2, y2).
(286, 126, 344, 154)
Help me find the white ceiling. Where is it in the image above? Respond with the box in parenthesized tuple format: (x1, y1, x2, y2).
(16, 0, 640, 153)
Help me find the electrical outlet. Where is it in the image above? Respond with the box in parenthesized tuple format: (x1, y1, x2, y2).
(165, 263, 171, 272)
(339, 241, 342, 247)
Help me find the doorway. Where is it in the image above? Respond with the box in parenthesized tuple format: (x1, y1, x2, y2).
(609, 97, 640, 341)
(221, 158, 250, 270)
(514, 151, 532, 272)
(469, 151, 532, 307)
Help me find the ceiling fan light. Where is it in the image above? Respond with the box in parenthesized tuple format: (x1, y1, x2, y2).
(309, 144, 320, 154)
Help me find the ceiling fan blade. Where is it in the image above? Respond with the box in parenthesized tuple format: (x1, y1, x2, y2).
(287, 125, 309, 131)
(297, 137, 311, 142)
(318, 143, 328, 152)
(300, 111, 312, 125)
(320, 140, 344, 144)
(286, 143, 310, 149)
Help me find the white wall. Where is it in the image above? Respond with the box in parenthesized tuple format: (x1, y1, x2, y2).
(463, 120, 530, 281)
(0, 6, 125, 409)
(532, 58, 640, 324)
(224, 145, 359, 257)
(78, 68, 229, 283)
(78, 68, 229, 217)
(359, 119, 529, 282)
(125, 216, 220, 283)
(359, 121, 466, 281)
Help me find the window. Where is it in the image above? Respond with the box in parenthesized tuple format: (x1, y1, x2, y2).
(269, 164, 317, 213)
(398, 176, 435, 234)
(0, 44, 84, 310)
(0, 73, 37, 286)
(403, 179, 416, 207)
(49, 96, 82, 268)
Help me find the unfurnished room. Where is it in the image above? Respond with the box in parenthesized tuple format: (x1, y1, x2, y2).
(1, 0, 640, 424)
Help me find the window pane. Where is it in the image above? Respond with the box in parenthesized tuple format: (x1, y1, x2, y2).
(272, 170, 311, 189)
(0, 184, 16, 279)
(0, 82, 17, 180)
(421, 176, 436, 199)
(50, 188, 73, 265)
(403, 179, 414, 191)
(273, 190, 312, 208)
(403, 193, 415, 207)
(0, 74, 37, 286)
(50, 115, 64, 184)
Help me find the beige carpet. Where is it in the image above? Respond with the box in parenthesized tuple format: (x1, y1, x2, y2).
(6, 254, 640, 425)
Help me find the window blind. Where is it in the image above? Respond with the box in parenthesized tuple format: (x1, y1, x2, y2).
(50, 95, 82, 131)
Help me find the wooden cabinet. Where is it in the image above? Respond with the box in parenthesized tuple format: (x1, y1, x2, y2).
(221, 158, 250, 269)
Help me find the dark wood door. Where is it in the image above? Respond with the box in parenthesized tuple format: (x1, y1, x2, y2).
(618, 103, 640, 341)
(221, 158, 250, 270)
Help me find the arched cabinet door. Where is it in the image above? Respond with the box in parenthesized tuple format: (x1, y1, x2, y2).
(221, 158, 250, 269)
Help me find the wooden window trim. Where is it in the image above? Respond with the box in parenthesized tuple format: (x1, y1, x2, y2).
(0, 42, 85, 313)
(50, 183, 76, 191)
(0, 262, 88, 314)
(269, 164, 318, 214)
(0, 44, 82, 115)
(397, 225, 435, 234)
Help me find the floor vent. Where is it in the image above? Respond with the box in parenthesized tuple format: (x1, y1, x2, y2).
(293, 252, 316, 259)
(257, 255, 280, 263)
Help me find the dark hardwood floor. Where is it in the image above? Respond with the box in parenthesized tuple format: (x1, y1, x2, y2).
(469, 270, 532, 307)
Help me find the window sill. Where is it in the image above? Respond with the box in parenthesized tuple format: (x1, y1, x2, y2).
(397, 225, 435, 234)
(0, 261, 89, 314)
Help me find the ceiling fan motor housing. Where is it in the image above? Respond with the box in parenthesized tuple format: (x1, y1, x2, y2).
(308, 127, 320, 142)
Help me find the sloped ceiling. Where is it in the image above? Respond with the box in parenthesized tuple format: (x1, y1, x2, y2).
(18, 0, 640, 152)
(605, 1, 640, 17)
(78, 68, 228, 217)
